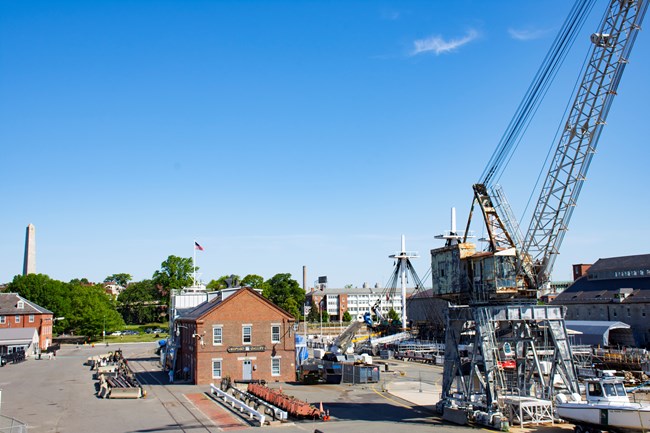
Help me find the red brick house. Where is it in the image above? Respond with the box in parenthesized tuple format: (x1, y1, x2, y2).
(0, 293, 54, 353)
(175, 287, 296, 385)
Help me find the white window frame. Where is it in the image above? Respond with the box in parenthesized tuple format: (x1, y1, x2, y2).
(29, 314, 35, 323)
(15, 315, 20, 324)
(17, 300, 24, 309)
(212, 325, 223, 345)
(271, 324, 281, 343)
(242, 325, 252, 344)
(0, 316, 5, 324)
(212, 358, 223, 379)
(271, 357, 281, 376)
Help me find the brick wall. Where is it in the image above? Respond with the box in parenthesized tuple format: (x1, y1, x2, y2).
(0, 312, 53, 350)
(178, 289, 296, 385)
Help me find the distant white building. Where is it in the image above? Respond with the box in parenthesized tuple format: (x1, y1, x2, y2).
(103, 282, 125, 296)
(306, 285, 417, 321)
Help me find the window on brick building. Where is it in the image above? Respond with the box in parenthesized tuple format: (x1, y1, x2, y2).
(15, 315, 20, 323)
(0, 316, 5, 324)
(213, 326, 223, 345)
(243, 325, 252, 344)
(212, 359, 222, 379)
(271, 357, 281, 376)
(271, 325, 280, 343)
(29, 315, 34, 323)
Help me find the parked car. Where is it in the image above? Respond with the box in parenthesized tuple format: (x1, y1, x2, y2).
(110, 331, 122, 336)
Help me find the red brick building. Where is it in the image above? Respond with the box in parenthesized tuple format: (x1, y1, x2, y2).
(0, 293, 54, 353)
(175, 288, 296, 385)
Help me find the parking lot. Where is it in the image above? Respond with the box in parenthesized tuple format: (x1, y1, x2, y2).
(0, 342, 571, 433)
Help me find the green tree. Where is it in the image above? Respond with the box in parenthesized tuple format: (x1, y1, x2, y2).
(117, 279, 162, 324)
(66, 282, 124, 337)
(8, 274, 72, 334)
(342, 311, 352, 322)
(241, 274, 265, 289)
(206, 277, 226, 291)
(8, 274, 125, 337)
(281, 297, 300, 320)
(207, 274, 241, 290)
(69, 277, 90, 285)
(105, 273, 132, 287)
(263, 273, 305, 319)
(306, 300, 320, 323)
(152, 255, 195, 296)
(321, 310, 330, 323)
(388, 308, 400, 322)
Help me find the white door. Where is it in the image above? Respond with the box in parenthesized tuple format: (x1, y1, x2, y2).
(243, 360, 252, 380)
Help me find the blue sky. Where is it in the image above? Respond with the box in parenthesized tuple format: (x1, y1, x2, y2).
(1, 1, 648, 288)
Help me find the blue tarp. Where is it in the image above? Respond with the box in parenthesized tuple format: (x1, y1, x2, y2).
(295, 334, 308, 365)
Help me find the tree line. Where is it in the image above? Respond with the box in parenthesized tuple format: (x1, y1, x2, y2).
(2, 255, 306, 338)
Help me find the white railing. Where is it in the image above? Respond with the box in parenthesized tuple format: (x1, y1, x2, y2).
(229, 385, 288, 421)
(210, 384, 266, 426)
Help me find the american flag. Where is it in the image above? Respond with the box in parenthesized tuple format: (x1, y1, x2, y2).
(194, 241, 204, 251)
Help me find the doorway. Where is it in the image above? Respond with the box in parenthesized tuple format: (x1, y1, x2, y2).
(243, 360, 252, 380)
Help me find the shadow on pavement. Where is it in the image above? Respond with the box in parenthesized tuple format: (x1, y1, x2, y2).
(320, 401, 440, 425)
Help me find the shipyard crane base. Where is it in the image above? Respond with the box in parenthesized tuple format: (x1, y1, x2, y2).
(436, 304, 579, 429)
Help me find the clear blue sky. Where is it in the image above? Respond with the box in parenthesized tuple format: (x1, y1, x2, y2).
(1, 1, 648, 288)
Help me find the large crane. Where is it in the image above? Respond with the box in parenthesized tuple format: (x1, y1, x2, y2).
(433, 0, 647, 427)
(522, 0, 647, 288)
(440, 0, 648, 302)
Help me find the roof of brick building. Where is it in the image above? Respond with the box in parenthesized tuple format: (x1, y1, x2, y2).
(0, 293, 53, 315)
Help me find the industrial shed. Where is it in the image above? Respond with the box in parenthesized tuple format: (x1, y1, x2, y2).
(565, 320, 635, 347)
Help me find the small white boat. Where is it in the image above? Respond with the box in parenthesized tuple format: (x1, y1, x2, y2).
(556, 376, 650, 433)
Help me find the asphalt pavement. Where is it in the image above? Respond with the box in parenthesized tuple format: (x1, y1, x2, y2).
(0, 343, 572, 433)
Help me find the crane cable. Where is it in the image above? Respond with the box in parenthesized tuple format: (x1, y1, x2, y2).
(480, 0, 596, 186)
(521, 32, 596, 221)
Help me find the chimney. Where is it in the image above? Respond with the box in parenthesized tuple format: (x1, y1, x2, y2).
(573, 264, 591, 281)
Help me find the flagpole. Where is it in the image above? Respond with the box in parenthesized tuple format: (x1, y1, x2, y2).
(193, 240, 197, 287)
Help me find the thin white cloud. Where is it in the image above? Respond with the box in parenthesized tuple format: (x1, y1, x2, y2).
(380, 9, 400, 21)
(508, 27, 552, 41)
(411, 29, 479, 56)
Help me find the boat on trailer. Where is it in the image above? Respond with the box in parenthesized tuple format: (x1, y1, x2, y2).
(556, 375, 650, 433)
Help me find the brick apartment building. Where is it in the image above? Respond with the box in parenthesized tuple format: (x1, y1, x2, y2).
(174, 287, 296, 385)
(0, 293, 54, 353)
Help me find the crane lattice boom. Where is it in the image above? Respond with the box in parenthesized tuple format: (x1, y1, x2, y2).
(522, 0, 648, 287)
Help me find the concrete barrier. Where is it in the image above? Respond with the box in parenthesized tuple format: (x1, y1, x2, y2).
(109, 387, 142, 399)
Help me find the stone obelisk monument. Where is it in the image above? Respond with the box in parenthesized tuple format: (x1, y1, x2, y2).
(23, 223, 36, 275)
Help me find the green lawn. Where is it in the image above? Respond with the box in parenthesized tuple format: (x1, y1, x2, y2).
(101, 322, 169, 343)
